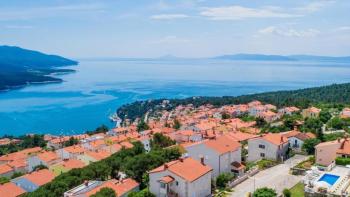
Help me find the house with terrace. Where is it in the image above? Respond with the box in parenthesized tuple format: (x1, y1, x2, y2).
(149, 157, 212, 197)
(281, 129, 316, 151)
(184, 135, 243, 177)
(247, 133, 289, 162)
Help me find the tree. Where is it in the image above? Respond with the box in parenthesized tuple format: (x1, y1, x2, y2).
(128, 188, 156, 197)
(137, 121, 150, 132)
(301, 118, 323, 140)
(64, 137, 79, 147)
(221, 112, 231, 120)
(90, 187, 116, 197)
(327, 117, 345, 130)
(319, 111, 332, 123)
(150, 133, 175, 149)
(253, 187, 277, 197)
(255, 117, 267, 127)
(216, 173, 234, 189)
(173, 119, 181, 130)
(302, 138, 321, 154)
(283, 188, 291, 197)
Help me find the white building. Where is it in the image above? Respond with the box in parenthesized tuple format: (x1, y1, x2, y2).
(149, 157, 212, 197)
(247, 133, 289, 162)
(185, 135, 243, 177)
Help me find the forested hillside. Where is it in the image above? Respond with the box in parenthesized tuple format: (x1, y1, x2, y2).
(117, 83, 350, 121)
(0, 46, 78, 91)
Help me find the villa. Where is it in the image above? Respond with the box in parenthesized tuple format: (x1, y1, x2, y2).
(302, 107, 321, 118)
(247, 133, 289, 162)
(149, 157, 212, 197)
(184, 135, 243, 177)
(315, 138, 350, 167)
(281, 129, 316, 151)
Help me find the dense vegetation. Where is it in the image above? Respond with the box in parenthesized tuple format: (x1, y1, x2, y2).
(0, 134, 46, 156)
(0, 45, 78, 91)
(24, 136, 181, 197)
(117, 83, 350, 121)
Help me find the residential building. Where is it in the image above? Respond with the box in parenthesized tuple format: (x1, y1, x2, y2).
(27, 151, 60, 171)
(315, 138, 350, 166)
(302, 107, 321, 118)
(64, 178, 139, 197)
(0, 182, 26, 197)
(11, 169, 55, 192)
(281, 129, 316, 151)
(149, 157, 212, 197)
(247, 133, 289, 162)
(185, 135, 243, 177)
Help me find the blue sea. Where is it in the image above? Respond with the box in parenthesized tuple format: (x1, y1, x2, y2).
(1, 59, 350, 136)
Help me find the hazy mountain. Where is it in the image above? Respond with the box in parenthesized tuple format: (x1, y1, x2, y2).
(214, 53, 350, 62)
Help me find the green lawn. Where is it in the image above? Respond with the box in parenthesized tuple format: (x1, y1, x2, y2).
(290, 182, 305, 197)
(50, 165, 68, 176)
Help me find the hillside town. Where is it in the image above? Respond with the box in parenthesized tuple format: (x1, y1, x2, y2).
(2, 100, 350, 197)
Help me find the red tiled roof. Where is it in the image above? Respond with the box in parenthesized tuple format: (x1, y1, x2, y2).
(260, 133, 288, 146)
(62, 159, 86, 169)
(0, 164, 13, 174)
(24, 169, 55, 186)
(204, 135, 241, 155)
(149, 157, 212, 182)
(86, 178, 139, 197)
(0, 182, 26, 197)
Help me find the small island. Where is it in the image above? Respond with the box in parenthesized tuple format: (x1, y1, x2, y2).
(0, 45, 78, 91)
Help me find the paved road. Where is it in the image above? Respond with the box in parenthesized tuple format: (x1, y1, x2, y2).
(230, 155, 308, 197)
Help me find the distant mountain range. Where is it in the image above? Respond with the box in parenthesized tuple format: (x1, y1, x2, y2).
(0, 45, 78, 91)
(213, 54, 350, 62)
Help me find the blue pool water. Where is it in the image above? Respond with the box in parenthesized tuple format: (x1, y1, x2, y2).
(318, 174, 340, 186)
(1, 59, 350, 136)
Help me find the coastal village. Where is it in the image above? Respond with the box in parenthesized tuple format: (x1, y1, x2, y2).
(2, 100, 350, 196)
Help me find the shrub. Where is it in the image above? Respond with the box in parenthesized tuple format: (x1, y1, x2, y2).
(253, 187, 277, 197)
(335, 157, 350, 165)
(216, 173, 234, 189)
(283, 188, 291, 197)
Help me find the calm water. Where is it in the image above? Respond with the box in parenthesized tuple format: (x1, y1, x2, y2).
(1, 59, 350, 136)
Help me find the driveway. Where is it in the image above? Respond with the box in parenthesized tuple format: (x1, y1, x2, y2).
(230, 155, 308, 197)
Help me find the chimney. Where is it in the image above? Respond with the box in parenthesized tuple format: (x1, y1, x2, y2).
(164, 164, 168, 169)
(200, 156, 205, 165)
(338, 138, 341, 143)
(84, 180, 89, 186)
(280, 136, 284, 142)
(179, 157, 184, 162)
(293, 125, 297, 131)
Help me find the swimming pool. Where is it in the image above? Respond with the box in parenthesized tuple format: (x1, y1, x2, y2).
(318, 174, 340, 186)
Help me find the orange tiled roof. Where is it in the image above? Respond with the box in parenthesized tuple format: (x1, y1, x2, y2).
(8, 159, 26, 169)
(86, 178, 139, 197)
(160, 175, 175, 183)
(85, 151, 111, 161)
(63, 145, 85, 154)
(120, 141, 133, 149)
(62, 159, 86, 169)
(0, 182, 26, 197)
(37, 151, 59, 163)
(24, 169, 55, 186)
(226, 132, 257, 142)
(260, 133, 288, 146)
(337, 139, 350, 155)
(0, 164, 13, 174)
(204, 135, 241, 155)
(149, 157, 212, 182)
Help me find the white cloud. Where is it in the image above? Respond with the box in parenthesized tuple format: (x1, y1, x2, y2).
(333, 26, 350, 32)
(150, 14, 189, 20)
(200, 5, 301, 20)
(0, 3, 105, 21)
(295, 1, 335, 13)
(258, 26, 320, 37)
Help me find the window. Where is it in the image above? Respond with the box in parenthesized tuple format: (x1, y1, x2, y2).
(160, 183, 166, 189)
(176, 181, 178, 186)
(259, 144, 265, 149)
(260, 153, 265, 157)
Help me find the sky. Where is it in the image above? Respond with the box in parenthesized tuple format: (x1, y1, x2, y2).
(0, 0, 349, 58)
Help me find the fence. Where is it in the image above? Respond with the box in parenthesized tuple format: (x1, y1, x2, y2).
(228, 167, 259, 188)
